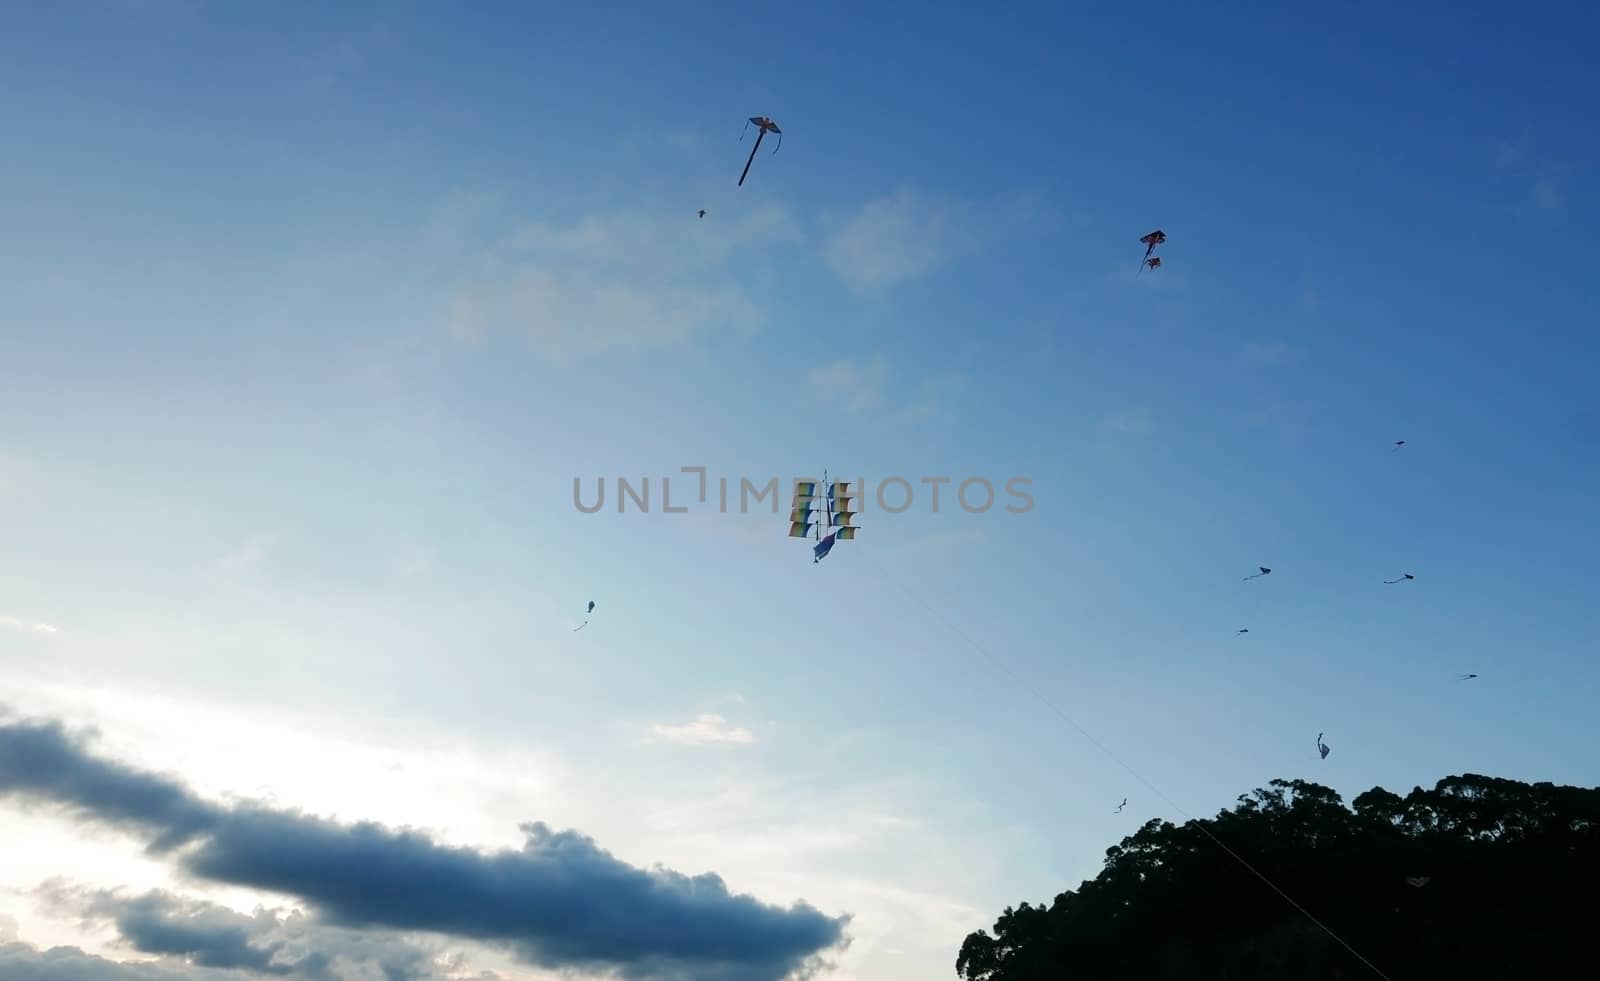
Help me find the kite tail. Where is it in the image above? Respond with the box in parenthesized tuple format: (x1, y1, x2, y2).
(773, 132, 781, 154)
(573, 620, 588, 632)
(738, 129, 765, 186)
(740, 119, 750, 141)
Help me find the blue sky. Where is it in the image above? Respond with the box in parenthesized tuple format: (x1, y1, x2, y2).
(2, 2, 1597, 979)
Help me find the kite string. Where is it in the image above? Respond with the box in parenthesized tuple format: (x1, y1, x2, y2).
(858, 553, 1396, 981)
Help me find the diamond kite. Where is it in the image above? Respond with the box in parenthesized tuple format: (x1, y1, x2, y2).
(1138, 229, 1167, 271)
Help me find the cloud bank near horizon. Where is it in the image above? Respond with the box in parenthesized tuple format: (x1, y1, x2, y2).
(0, 710, 852, 981)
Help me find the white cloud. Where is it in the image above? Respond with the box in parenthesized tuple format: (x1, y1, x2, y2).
(0, 453, 46, 504)
(810, 356, 890, 412)
(889, 372, 966, 426)
(823, 189, 979, 292)
(448, 205, 801, 360)
(421, 189, 503, 260)
(1239, 341, 1302, 366)
(509, 204, 802, 269)
(0, 617, 57, 635)
(0, 680, 572, 852)
(389, 545, 433, 578)
(504, 267, 760, 358)
(215, 537, 270, 574)
(1531, 177, 1565, 213)
(648, 713, 755, 746)
(808, 355, 965, 427)
(1098, 407, 1153, 437)
(1242, 402, 1311, 438)
(1492, 142, 1570, 222)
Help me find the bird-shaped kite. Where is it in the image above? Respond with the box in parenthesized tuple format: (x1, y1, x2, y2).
(1243, 566, 1272, 581)
(1140, 256, 1162, 274)
(1384, 573, 1415, 584)
(573, 600, 596, 632)
(1317, 732, 1330, 759)
(1115, 797, 1127, 813)
(1138, 229, 1166, 271)
(738, 116, 782, 187)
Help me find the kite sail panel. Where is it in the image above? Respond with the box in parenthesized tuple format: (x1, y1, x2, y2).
(814, 531, 837, 561)
(790, 470, 858, 562)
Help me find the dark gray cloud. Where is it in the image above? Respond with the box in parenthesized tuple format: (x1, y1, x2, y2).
(0, 711, 215, 852)
(83, 891, 292, 975)
(0, 938, 438, 981)
(0, 712, 851, 981)
(0, 942, 244, 981)
(42, 885, 447, 981)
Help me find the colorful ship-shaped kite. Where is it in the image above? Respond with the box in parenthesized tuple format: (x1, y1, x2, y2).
(788, 471, 858, 563)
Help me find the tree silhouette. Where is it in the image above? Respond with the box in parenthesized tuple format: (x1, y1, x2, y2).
(956, 774, 1600, 980)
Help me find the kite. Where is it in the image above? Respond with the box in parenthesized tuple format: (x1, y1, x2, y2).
(1384, 573, 1415, 584)
(573, 600, 596, 632)
(1458, 673, 1478, 681)
(1317, 732, 1330, 759)
(1393, 440, 1406, 451)
(1243, 566, 1272, 580)
(1138, 229, 1166, 271)
(738, 116, 782, 187)
(1115, 797, 1127, 813)
(1405, 876, 1431, 888)
(1238, 628, 1250, 634)
(698, 209, 706, 219)
(789, 472, 858, 563)
(1140, 256, 1162, 274)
